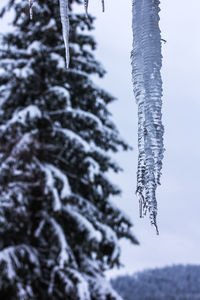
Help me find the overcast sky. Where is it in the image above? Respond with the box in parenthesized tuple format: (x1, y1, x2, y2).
(1, 0, 200, 278)
(87, 0, 200, 277)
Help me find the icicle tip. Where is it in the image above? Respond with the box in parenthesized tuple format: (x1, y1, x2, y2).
(29, 0, 33, 20)
(101, 0, 105, 12)
(84, 0, 89, 18)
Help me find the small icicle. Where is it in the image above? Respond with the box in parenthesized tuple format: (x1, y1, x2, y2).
(138, 192, 144, 219)
(101, 0, 105, 12)
(59, 0, 70, 68)
(84, 0, 89, 18)
(29, 0, 33, 19)
(151, 213, 159, 235)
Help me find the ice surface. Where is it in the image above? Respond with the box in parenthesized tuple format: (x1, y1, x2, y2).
(132, 0, 164, 232)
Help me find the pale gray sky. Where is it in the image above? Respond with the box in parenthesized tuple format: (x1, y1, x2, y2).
(88, 0, 200, 277)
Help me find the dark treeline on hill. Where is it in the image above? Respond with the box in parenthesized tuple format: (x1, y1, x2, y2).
(111, 265, 200, 300)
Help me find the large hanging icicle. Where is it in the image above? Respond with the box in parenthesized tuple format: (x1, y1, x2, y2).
(131, 0, 164, 233)
(59, 0, 70, 68)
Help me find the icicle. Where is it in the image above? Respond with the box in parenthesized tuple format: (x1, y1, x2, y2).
(132, 0, 164, 233)
(28, 0, 33, 19)
(101, 0, 105, 12)
(59, 0, 70, 68)
(84, 0, 89, 17)
(84, 0, 104, 15)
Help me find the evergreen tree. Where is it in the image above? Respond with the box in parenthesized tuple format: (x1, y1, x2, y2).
(0, 0, 138, 299)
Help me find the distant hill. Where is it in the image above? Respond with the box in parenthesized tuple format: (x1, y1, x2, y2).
(111, 265, 200, 300)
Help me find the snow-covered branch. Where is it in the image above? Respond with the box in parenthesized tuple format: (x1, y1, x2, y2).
(0, 245, 39, 283)
(48, 217, 75, 294)
(63, 205, 102, 243)
(40, 163, 71, 212)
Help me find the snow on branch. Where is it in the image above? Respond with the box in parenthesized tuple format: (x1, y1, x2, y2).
(40, 163, 72, 212)
(84, 156, 100, 182)
(16, 282, 34, 299)
(54, 125, 119, 176)
(54, 269, 74, 295)
(0, 246, 20, 281)
(34, 219, 46, 238)
(40, 163, 62, 212)
(7, 130, 37, 158)
(66, 267, 91, 300)
(55, 127, 90, 152)
(132, 0, 164, 233)
(96, 222, 120, 262)
(0, 245, 39, 283)
(45, 164, 71, 199)
(49, 217, 71, 267)
(0, 105, 41, 132)
(47, 85, 71, 106)
(48, 217, 75, 295)
(63, 205, 102, 243)
(89, 274, 123, 300)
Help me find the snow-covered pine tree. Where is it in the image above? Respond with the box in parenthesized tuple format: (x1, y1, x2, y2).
(0, 0, 138, 299)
